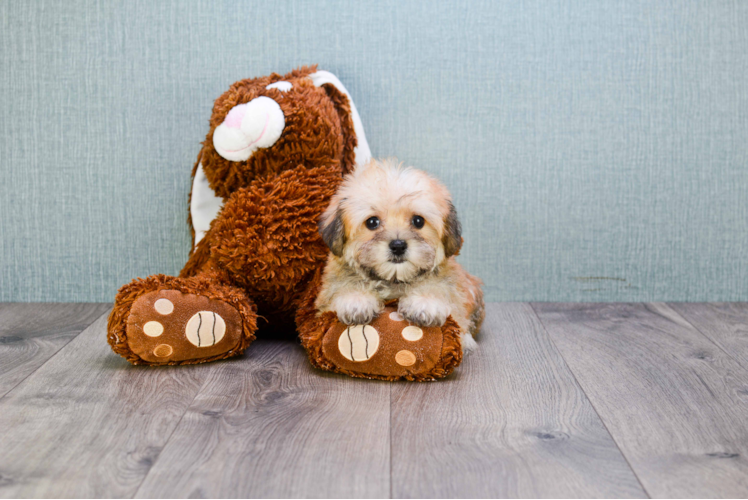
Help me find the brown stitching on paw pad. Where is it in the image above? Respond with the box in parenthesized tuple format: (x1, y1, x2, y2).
(337, 325, 380, 361)
(185, 311, 226, 347)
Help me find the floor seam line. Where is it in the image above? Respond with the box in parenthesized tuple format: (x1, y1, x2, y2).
(0, 306, 111, 403)
(130, 370, 211, 498)
(389, 381, 393, 499)
(662, 302, 747, 370)
(528, 302, 653, 499)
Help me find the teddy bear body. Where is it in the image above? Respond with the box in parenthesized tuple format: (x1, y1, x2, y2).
(108, 66, 368, 364)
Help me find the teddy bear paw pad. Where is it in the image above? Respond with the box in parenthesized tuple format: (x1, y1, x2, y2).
(126, 290, 242, 364)
(321, 306, 445, 378)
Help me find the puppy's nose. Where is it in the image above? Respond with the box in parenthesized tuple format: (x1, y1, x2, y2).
(389, 239, 408, 256)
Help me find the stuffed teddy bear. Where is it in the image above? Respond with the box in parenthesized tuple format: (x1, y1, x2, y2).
(107, 66, 467, 380)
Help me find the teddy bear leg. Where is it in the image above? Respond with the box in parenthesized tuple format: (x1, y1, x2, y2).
(108, 273, 258, 365)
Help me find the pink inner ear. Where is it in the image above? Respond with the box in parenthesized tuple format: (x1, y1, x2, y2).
(224, 104, 247, 129)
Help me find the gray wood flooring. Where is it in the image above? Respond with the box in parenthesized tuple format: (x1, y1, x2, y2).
(0, 302, 746, 498)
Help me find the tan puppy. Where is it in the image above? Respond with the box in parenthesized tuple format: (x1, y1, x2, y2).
(316, 158, 484, 350)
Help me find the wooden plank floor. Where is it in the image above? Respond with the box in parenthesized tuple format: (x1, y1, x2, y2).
(0, 302, 746, 498)
(0, 303, 111, 399)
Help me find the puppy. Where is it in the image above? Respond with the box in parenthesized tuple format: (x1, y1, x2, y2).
(315, 158, 484, 351)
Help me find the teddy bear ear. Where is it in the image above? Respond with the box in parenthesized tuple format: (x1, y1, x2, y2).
(309, 71, 372, 174)
(189, 153, 223, 248)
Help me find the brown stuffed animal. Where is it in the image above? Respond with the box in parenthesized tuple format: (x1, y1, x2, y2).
(108, 66, 370, 364)
(108, 66, 467, 380)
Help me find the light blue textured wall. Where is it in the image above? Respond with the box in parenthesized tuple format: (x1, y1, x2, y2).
(1, 0, 747, 302)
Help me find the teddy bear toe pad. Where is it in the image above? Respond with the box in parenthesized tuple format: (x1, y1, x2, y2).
(126, 290, 242, 364)
(321, 306, 445, 378)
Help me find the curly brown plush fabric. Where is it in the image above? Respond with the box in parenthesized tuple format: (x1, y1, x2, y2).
(207, 163, 343, 313)
(108, 66, 358, 365)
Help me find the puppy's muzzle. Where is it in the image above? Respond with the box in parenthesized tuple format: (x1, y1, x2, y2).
(389, 239, 408, 261)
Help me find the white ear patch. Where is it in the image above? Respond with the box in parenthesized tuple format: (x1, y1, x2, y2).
(212, 96, 285, 162)
(309, 70, 372, 168)
(190, 163, 224, 247)
(266, 81, 292, 92)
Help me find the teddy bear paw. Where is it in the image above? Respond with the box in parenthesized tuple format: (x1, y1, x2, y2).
(316, 306, 462, 380)
(125, 290, 244, 364)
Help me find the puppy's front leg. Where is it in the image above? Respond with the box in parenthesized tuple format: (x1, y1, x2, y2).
(398, 293, 452, 328)
(332, 290, 383, 325)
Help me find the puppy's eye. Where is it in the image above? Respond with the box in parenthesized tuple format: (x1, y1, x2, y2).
(365, 216, 380, 230)
(412, 215, 425, 229)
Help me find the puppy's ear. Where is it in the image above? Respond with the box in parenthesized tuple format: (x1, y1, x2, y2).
(442, 202, 463, 258)
(319, 199, 346, 257)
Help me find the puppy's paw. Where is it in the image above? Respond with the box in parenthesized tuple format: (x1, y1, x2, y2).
(333, 292, 382, 325)
(461, 332, 478, 355)
(398, 296, 451, 328)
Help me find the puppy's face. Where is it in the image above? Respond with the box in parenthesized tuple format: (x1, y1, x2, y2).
(320, 159, 462, 283)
